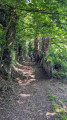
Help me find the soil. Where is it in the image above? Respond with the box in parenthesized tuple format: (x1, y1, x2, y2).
(0, 61, 67, 120)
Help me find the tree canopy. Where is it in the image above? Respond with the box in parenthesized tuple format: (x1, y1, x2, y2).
(0, 0, 67, 79)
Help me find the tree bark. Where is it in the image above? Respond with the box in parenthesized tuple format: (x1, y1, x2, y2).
(34, 37, 40, 62)
(0, 8, 17, 80)
(42, 37, 54, 78)
(42, 37, 49, 57)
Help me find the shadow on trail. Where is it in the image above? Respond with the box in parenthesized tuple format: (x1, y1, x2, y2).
(12, 61, 48, 86)
(13, 61, 36, 86)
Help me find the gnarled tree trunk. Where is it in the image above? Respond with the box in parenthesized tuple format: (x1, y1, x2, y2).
(42, 37, 49, 56)
(42, 37, 54, 77)
(0, 6, 17, 80)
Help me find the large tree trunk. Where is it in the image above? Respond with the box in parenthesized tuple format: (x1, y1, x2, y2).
(34, 37, 40, 62)
(42, 37, 54, 77)
(42, 37, 49, 56)
(0, 7, 17, 80)
(17, 44, 23, 62)
(6, 9, 17, 80)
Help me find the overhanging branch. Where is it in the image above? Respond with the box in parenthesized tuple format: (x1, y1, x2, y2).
(2, 3, 67, 16)
(20, 8, 67, 16)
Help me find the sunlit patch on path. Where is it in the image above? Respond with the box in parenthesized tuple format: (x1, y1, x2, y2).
(13, 62, 36, 86)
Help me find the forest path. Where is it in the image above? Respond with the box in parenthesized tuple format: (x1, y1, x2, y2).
(0, 61, 67, 120)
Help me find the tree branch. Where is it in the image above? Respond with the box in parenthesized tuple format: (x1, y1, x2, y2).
(1, 3, 67, 16)
(20, 8, 67, 16)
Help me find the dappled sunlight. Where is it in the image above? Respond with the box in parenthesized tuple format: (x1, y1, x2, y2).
(16, 77, 36, 86)
(1, 1, 67, 119)
(29, 74, 35, 78)
(13, 65, 23, 73)
(22, 78, 36, 86)
(16, 62, 23, 67)
(16, 77, 24, 85)
(13, 62, 36, 86)
(46, 112, 56, 119)
(19, 93, 32, 98)
(46, 112, 56, 117)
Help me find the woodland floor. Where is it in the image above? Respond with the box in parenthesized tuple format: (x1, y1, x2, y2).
(0, 61, 67, 120)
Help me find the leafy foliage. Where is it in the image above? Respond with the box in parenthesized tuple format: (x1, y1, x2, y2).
(47, 94, 57, 101)
(0, 0, 67, 79)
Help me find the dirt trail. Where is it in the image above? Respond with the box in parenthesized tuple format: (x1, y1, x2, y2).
(0, 61, 67, 120)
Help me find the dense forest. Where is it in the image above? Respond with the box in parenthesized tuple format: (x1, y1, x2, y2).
(0, 0, 67, 120)
(0, 0, 67, 80)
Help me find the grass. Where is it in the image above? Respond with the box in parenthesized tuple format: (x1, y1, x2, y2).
(0, 85, 13, 92)
(59, 114, 67, 120)
(46, 82, 67, 120)
(58, 100, 64, 106)
(52, 103, 67, 120)
(52, 103, 59, 112)
(47, 94, 57, 101)
(52, 101, 67, 120)
(59, 108, 67, 120)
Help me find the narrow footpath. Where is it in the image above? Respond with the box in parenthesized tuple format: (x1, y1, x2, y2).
(0, 61, 67, 120)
